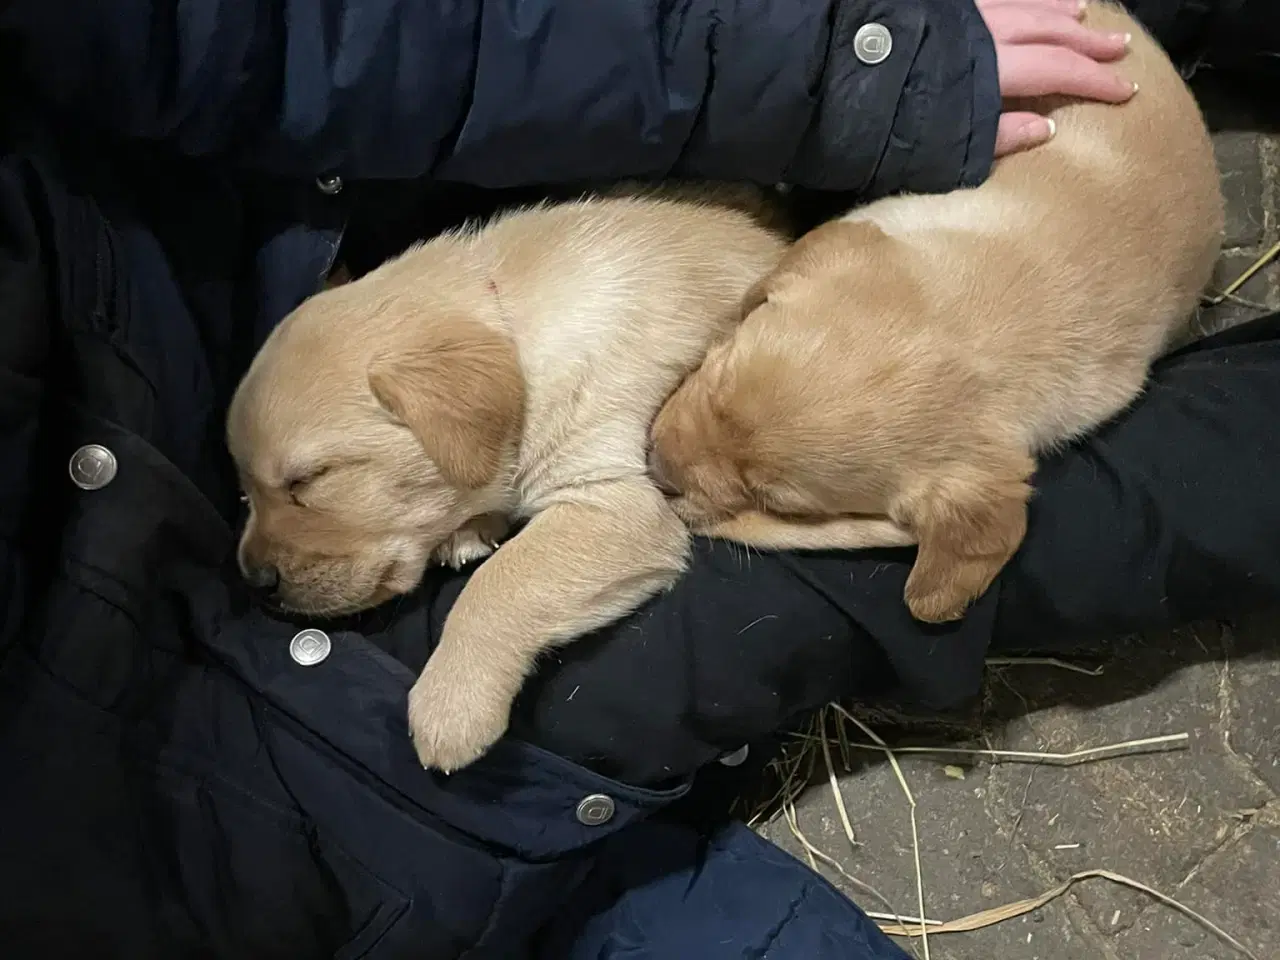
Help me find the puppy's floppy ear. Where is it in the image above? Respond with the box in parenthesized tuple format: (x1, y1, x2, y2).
(369, 317, 525, 490)
(741, 219, 886, 318)
(893, 454, 1033, 623)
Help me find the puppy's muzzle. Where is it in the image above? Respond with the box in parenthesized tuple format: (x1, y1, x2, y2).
(242, 561, 280, 596)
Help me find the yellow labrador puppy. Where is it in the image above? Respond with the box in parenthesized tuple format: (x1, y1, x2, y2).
(649, 2, 1223, 624)
(227, 190, 788, 771)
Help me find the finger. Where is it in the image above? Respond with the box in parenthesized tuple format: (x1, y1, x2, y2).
(993, 112, 1057, 158)
(989, 11, 1129, 60)
(998, 45, 1138, 101)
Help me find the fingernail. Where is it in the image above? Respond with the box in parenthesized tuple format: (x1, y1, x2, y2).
(1112, 32, 1132, 47)
(1046, 117, 1058, 140)
(1020, 119, 1054, 144)
(1130, 81, 1140, 96)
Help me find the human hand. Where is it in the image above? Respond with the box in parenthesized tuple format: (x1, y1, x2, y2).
(977, 0, 1137, 158)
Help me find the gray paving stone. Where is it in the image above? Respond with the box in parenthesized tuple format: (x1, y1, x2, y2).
(761, 751, 1113, 960)
(981, 628, 1273, 938)
(1223, 613, 1280, 795)
(1213, 131, 1268, 248)
(756, 623, 1278, 957)
(1109, 813, 1280, 960)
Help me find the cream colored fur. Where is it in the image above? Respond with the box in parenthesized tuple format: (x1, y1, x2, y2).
(227, 189, 788, 771)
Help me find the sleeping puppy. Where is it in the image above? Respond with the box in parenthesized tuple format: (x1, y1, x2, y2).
(648, 2, 1223, 625)
(227, 190, 788, 771)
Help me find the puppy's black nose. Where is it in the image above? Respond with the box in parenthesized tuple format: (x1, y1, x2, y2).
(243, 563, 280, 594)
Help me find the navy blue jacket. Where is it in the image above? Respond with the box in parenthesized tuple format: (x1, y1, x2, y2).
(6, 1, 1278, 958)
(0, 1, 999, 957)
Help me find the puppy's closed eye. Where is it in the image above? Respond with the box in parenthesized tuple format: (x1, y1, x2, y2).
(285, 466, 330, 506)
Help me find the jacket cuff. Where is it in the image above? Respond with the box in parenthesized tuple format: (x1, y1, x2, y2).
(788, 0, 1000, 197)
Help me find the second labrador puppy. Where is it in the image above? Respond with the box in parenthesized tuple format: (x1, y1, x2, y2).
(227, 190, 788, 771)
(649, 2, 1223, 624)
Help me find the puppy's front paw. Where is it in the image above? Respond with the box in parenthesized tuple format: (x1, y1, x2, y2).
(407, 656, 512, 773)
(430, 513, 511, 570)
(432, 530, 498, 570)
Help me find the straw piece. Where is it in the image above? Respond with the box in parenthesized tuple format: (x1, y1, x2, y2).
(746, 718, 816, 828)
(865, 911, 943, 927)
(835, 706, 854, 772)
(818, 710, 859, 847)
(782, 797, 819, 873)
(831, 706, 931, 960)
(873, 868, 1260, 960)
(841, 732, 1188, 767)
(986, 656, 1106, 676)
(1202, 240, 1280, 305)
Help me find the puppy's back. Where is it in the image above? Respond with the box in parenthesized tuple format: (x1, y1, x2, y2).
(996, 0, 1222, 304)
(838, 1, 1222, 449)
(990, 2, 1221, 442)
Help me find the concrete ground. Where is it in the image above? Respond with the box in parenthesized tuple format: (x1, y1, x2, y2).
(758, 74, 1280, 960)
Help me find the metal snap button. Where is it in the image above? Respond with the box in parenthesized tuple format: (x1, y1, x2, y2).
(718, 744, 751, 767)
(68, 444, 118, 490)
(315, 174, 344, 196)
(575, 793, 616, 826)
(289, 628, 332, 666)
(853, 23, 893, 65)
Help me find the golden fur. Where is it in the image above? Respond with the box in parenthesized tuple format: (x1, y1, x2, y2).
(649, 3, 1223, 624)
(227, 190, 788, 771)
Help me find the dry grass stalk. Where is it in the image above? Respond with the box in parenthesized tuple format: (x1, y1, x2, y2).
(1202, 239, 1280, 305)
(838, 732, 1189, 767)
(864, 911, 942, 928)
(818, 710, 858, 848)
(745, 717, 817, 829)
(829, 705, 932, 960)
(985, 656, 1105, 676)
(873, 868, 1260, 960)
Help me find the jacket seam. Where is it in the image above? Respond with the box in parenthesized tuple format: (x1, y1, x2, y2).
(756, 883, 809, 953)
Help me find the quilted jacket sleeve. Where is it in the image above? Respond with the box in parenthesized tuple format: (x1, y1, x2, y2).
(0, 0, 999, 197)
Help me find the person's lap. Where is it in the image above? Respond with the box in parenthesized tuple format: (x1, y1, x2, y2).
(16, 127, 1276, 796)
